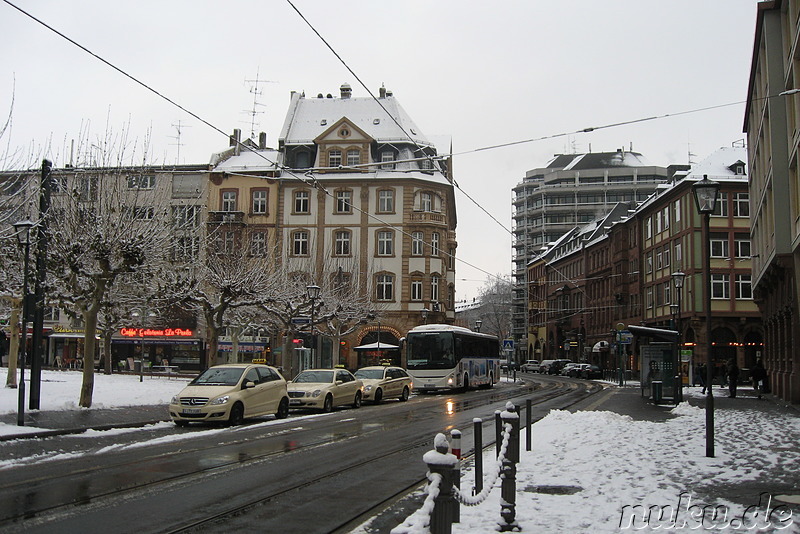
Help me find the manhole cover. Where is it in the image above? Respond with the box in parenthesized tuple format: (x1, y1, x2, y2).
(524, 485, 583, 495)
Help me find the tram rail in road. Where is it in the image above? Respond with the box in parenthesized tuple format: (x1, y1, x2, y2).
(0, 375, 602, 534)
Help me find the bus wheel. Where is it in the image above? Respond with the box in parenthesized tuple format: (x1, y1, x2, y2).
(479, 373, 494, 389)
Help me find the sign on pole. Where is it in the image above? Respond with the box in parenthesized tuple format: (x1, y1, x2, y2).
(503, 339, 514, 351)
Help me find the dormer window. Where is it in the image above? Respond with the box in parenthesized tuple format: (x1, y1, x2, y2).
(328, 149, 342, 167)
(729, 161, 746, 175)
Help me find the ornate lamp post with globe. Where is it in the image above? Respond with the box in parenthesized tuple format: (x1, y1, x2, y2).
(672, 270, 686, 403)
(693, 174, 720, 458)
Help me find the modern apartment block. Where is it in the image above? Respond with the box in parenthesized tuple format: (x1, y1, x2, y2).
(744, 0, 800, 403)
(511, 150, 680, 360)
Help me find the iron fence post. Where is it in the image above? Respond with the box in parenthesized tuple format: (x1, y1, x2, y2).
(425, 433, 458, 534)
(473, 418, 483, 494)
(498, 403, 520, 531)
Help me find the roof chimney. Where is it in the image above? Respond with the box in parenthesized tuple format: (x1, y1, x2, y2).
(379, 85, 386, 98)
(259, 132, 267, 150)
(340, 83, 352, 99)
(231, 128, 241, 155)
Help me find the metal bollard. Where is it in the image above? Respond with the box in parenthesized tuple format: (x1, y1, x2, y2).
(498, 403, 520, 531)
(473, 418, 483, 494)
(425, 433, 458, 534)
(526, 398, 532, 452)
(494, 410, 502, 457)
(450, 429, 461, 524)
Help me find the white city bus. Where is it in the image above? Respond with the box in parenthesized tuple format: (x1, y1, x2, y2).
(405, 324, 500, 391)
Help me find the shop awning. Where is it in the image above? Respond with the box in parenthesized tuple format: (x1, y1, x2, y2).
(354, 342, 399, 351)
(49, 332, 100, 339)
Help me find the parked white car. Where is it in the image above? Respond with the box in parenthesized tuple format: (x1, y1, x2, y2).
(354, 366, 412, 403)
(169, 364, 289, 426)
(520, 360, 540, 373)
(288, 368, 364, 412)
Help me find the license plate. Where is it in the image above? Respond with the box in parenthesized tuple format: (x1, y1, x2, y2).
(289, 400, 301, 405)
(182, 408, 201, 414)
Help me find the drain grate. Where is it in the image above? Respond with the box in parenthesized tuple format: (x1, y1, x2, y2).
(524, 485, 583, 495)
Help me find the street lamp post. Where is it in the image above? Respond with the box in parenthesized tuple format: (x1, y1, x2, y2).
(13, 219, 34, 426)
(421, 308, 429, 325)
(475, 319, 482, 333)
(306, 285, 321, 368)
(693, 174, 720, 458)
(672, 271, 686, 404)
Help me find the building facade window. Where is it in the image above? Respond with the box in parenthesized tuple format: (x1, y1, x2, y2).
(347, 149, 360, 167)
(128, 174, 155, 189)
(674, 198, 681, 223)
(662, 207, 669, 230)
(712, 192, 729, 217)
(172, 205, 200, 229)
(252, 189, 268, 214)
(378, 189, 394, 213)
(411, 231, 423, 256)
(675, 242, 682, 264)
(216, 230, 235, 254)
(221, 190, 238, 212)
(710, 237, 729, 258)
(711, 274, 730, 299)
(733, 193, 750, 217)
(294, 190, 310, 214)
(431, 232, 440, 256)
(377, 230, 394, 256)
(172, 236, 199, 261)
(431, 275, 440, 302)
(645, 217, 652, 239)
(646, 286, 654, 309)
(328, 149, 342, 168)
(735, 239, 751, 258)
(250, 231, 267, 256)
(376, 274, 394, 301)
(292, 230, 309, 256)
(336, 189, 353, 213)
(735, 274, 752, 299)
(411, 280, 423, 301)
(420, 192, 432, 212)
(334, 230, 351, 256)
(381, 151, 395, 170)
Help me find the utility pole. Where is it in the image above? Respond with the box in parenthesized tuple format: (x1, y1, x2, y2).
(29, 159, 53, 410)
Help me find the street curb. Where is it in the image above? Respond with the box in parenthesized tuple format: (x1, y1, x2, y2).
(0, 419, 168, 442)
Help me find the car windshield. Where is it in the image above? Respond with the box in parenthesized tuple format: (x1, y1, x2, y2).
(355, 369, 385, 380)
(294, 370, 334, 383)
(193, 367, 244, 386)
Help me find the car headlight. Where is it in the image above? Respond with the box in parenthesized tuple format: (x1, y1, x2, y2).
(210, 395, 230, 405)
(311, 389, 322, 397)
(171, 395, 179, 404)
(364, 385, 373, 392)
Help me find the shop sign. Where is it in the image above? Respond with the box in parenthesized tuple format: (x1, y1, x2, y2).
(119, 327, 194, 338)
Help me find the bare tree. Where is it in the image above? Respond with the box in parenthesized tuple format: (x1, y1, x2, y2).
(159, 228, 276, 370)
(477, 274, 513, 340)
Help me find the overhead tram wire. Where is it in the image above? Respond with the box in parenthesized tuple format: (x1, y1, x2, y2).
(285, 0, 512, 236)
(4, 0, 774, 285)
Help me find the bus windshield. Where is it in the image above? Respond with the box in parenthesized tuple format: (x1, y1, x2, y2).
(406, 332, 456, 370)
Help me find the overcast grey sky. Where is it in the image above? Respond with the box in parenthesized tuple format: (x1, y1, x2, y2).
(1, 0, 758, 300)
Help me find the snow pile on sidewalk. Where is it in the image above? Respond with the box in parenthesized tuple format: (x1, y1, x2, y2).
(358, 403, 800, 533)
(0, 370, 189, 436)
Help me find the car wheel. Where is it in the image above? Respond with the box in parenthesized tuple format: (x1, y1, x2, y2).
(174, 420, 189, 427)
(228, 402, 245, 426)
(322, 394, 333, 413)
(373, 388, 383, 404)
(399, 386, 410, 402)
(275, 398, 289, 419)
(353, 391, 362, 408)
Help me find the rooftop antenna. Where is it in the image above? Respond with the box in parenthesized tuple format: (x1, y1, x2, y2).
(243, 67, 278, 140)
(688, 140, 697, 166)
(169, 120, 191, 165)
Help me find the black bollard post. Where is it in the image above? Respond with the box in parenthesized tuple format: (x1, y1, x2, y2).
(494, 410, 502, 458)
(526, 398, 532, 452)
(425, 433, 458, 534)
(473, 418, 483, 495)
(498, 403, 520, 531)
(450, 429, 461, 524)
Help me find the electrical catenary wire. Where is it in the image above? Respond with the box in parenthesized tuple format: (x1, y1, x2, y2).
(1, 0, 771, 290)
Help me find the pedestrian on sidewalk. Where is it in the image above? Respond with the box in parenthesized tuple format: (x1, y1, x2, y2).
(726, 358, 739, 398)
(751, 359, 767, 400)
(697, 363, 707, 395)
